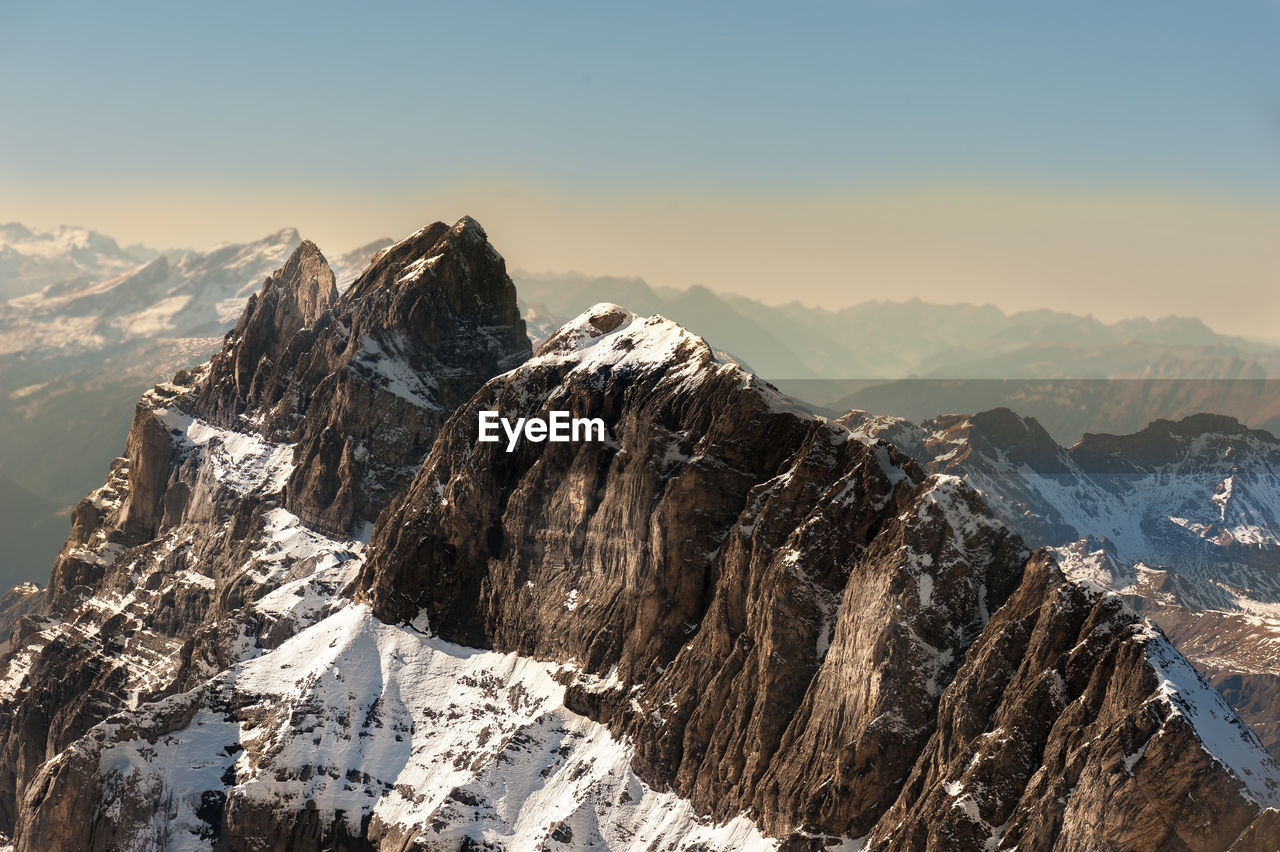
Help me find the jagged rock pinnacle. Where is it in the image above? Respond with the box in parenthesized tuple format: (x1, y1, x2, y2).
(263, 239, 338, 328)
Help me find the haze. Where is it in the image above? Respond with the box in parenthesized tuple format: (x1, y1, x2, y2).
(2, 0, 1278, 337)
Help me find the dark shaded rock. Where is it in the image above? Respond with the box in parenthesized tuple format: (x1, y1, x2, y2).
(1230, 808, 1280, 851)
(0, 218, 530, 846)
(1072, 414, 1273, 475)
(190, 218, 529, 535)
(866, 552, 1272, 852)
(191, 239, 338, 427)
(358, 305, 1032, 839)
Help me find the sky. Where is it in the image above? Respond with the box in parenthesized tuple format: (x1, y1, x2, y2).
(1, 0, 1278, 335)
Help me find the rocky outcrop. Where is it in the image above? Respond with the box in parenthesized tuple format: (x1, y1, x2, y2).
(0, 218, 530, 847)
(191, 239, 339, 426)
(358, 304, 839, 657)
(841, 408, 1280, 564)
(1071, 413, 1276, 475)
(867, 552, 1277, 851)
(190, 217, 529, 535)
(1, 274, 1277, 848)
(749, 479, 1023, 840)
(840, 407, 1091, 546)
(1231, 808, 1280, 851)
(847, 406, 1280, 765)
(356, 305, 1276, 846)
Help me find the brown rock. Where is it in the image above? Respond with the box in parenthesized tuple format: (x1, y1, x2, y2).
(866, 553, 1271, 852)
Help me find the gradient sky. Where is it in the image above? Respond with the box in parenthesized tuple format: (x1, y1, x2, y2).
(2, 1, 1278, 335)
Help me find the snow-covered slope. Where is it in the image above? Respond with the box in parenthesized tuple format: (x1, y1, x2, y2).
(844, 406, 1280, 762)
(0, 223, 150, 300)
(0, 227, 390, 589)
(843, 409, 1280, 572)
(64, 602, 775, 852)
(1, 228, 302, 355)
(2, 229, 1277, 849)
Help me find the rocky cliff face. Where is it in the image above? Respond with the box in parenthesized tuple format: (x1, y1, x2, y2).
(191, 217, 530, 535)
(356, 305, 1032, 841)
(350, 306, 1279, 847)
(868, 552, 1276, 852)
(843, 406, 1280, 764)
(0, 218, 530, 848)
(0, 238, 1276, 850)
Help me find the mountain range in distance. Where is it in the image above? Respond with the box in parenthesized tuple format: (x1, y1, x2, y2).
(517, 270, 1273, 377)
(516, 271, 1280, 443)
(3, 222, 1279, 590)
(0, 226, 385, 588)
(0, 223, 158, 301)
(1, 219, 1277, 849)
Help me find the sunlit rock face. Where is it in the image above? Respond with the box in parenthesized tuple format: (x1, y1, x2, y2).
(0, 225, 1277, 851)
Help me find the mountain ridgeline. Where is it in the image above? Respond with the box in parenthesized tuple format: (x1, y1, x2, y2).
(0, 219, 1276, 850)
(843, 407, 1280, 766)
(5, 226, 1279, 590)
(517, 272, 1280, 446)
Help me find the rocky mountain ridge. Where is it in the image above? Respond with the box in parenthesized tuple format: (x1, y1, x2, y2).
(353, 303, 1280, 847)
(517, 273, 1276, 384)
(0, 224, 1275, 849)
(0, 217, 529, 848)
(0, 227, 389, 588)
(6, 222, 1280, 591)
(0, 223, 152, 301)
(842, 407, 1280, 763)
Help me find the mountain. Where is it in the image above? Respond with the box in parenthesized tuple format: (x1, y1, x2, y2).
(516, 273, 1280, 442)
(843, 407, 1280, 762)
(333, 238, 395, 290)
(0, 228, 390, 589)
(516, 273, 819, 379)
(6, 247, 1278, 593)
(0, 217, 531, 847)
(832, 344, 1280, 443)
(0, 224, 153, 301)
(354, 304, 1280, 847)
(2, 227, 303, 353)
(721, 294, 1274, 382)
(0, 228, 1274, 849)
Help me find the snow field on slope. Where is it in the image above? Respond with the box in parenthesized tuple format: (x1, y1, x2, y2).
(155, 407, 294, 495)
(530, 304, 718, 386)
(99, 603, 777, 851)
(1053, 550, 1280, 809)
(1135, 621, 1280, 807)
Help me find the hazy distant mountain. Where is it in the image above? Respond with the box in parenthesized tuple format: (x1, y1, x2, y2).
(830, 342, 1280, 443)
(2, 227, 304, 356)
(0, 223, 153, 300)
(3, 232, 1274, 848)
(517, 272, 1280, 444)
(725, 295, 1272, 380)
(334, 237, 395, 289)
(519, 273, 1275, 385)
(0, 471, 62, 587)
(517, 273, 816, 378)
(0, 225, 390, 588)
